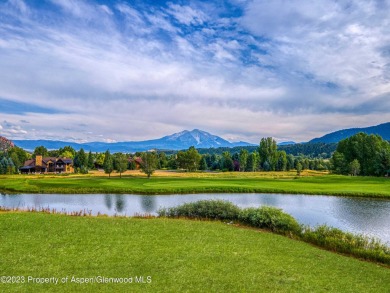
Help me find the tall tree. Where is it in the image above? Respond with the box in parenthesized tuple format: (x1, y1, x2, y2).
(141, 152, 158, 179)
(259, 137, 278, 171)
(286, 154, 294, 171)
(74, 148, 88, 172)
(246, 152, 259, 172)
(158, 152, 168, 169)
(103, 150, 114, 178)
(221, 151, 234, 171)
(239, 149, 249, 172)
(332, 133, 390, 176)
(199, 156, 208, 171)
(95, 153, 105, 168)
(7, 146, 29, 169)
(59, 146, 76, 158)
(349, 159, 360, 176)
(87, 151, 94, 169)
(276, 151, 287, 171)
(176, 146, 201, 171)
(114, 153, 128, 178)
(33, 146, 48, 158)
(296, 162, 302, 176)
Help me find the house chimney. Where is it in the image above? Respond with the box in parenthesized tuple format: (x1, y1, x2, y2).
(36, 155, 43, 167)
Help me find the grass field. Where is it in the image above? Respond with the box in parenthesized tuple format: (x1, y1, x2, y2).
(0, 170, 389, 198)
(0, 212, 389, 292)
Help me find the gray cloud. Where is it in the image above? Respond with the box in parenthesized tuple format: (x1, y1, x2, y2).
(0, 0, 389, 143)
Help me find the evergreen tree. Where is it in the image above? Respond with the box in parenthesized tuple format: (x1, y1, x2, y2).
(87, 151, 94, 169)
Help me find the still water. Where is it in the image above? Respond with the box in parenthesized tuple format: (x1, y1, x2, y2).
(1, 193, 389, 244)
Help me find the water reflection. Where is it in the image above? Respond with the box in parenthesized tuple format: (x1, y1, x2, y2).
(0, 193, 389, 244)
(104, 194, 112, 209)
(141, 196, 156, 213)
(115, 195, 125, 213)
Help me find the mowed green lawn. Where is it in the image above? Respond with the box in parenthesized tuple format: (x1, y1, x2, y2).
(0, 213, 389, 292)
(0, 171, 389, 197)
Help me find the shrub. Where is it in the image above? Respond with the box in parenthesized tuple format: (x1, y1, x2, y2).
(239, 206, 301, 235)
(302, 225, 390, 264)
(158, 200, 240, 221)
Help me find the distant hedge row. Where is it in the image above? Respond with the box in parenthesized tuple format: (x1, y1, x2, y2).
(158, 200, 390, 265)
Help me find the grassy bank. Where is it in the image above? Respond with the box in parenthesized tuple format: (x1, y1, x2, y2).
(0, 213, 389, 292)
(0, 170, 389, 198)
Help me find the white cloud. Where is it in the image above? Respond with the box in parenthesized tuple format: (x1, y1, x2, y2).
(0, 0, 389, 143)
(240, 0, 390, 105)
(166, 3, 209, 26)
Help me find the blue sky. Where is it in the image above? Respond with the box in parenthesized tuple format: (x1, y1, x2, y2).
(0, 0, 389, 143)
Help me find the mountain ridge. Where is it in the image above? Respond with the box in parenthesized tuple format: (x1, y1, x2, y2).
(13, 129, 255, 152)
(309, 122, 390, 143)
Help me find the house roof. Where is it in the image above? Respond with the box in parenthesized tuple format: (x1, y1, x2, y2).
(22, 157, 73, 168)
(129, 157, 143, 164)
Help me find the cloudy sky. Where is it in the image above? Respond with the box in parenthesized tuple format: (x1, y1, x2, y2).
(1, 0, 389, 143)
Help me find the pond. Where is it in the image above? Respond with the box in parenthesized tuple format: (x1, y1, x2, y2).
(1, 193, 389, 244)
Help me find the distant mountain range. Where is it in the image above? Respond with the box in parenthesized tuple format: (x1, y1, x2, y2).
(277, 141, 296, 146)
(309, 122, 390, 143)
(13, 129, 255, 153)
(7, 122, 390, 153)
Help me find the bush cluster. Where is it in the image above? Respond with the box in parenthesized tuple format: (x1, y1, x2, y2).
(158, 200, 240, 221)
(238, 206, 301, 235)
(158, 200, 390, 265)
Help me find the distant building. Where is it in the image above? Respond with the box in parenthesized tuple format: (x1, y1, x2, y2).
(20, 155, 74, 174)
(129, 157, 143, 170)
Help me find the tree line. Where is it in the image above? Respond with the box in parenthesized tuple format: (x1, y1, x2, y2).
(331, 132, 390, 176)
(1, 133, 388, 177)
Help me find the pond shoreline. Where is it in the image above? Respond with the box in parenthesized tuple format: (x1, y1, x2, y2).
(2, 192, 390, 244)
(1, 172, 389, 199)
(1, 188, 390, 199)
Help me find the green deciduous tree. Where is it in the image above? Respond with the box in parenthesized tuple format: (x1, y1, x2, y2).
(296, 162, 302, 176)
(349, 159, 360, 176)
(239, 149, 248, 172)
(246, 152, 259, 172)
(141, 152, 158, 178)
(199, 156, 208, 171)
(276, 151, 287, 171)
(103, 150, 114, 178)
(176, 146, 201, 172)
(221, 151, 234, 171)
(33, 146, 48, 158)
(59, 146, 76, 158)
(259, 137, 277, 171)
(332, 133, 390, 176)
(114, 153, 128, 178)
